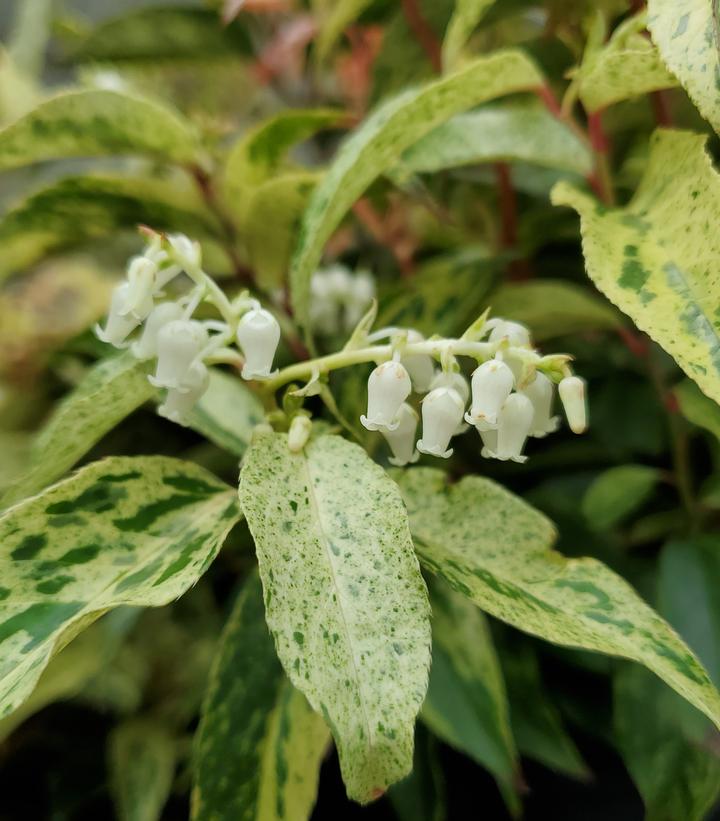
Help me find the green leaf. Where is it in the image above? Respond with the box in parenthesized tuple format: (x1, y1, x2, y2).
(648, 0, 720, 134)
(442, 0, 497, 69)
(7, 0, 53, 79)
(240, 432, 431, 803)
(581, 465, 660, 531)
(387, 726, 446, 821)
(193, 573, 329, 821)
(0, 174, 219, 281)
(0, 89, 201, 171)
(67, 8, 252, 63)
(290, 49, 544, 334)
(614, 665, 720, 821)
(0, 455, 241, 719)
(109, 718, 177, 821)
(399, 102, 593, 177)
(674, 379, 720, 442)
(502, 643, 588, 779)
(552, 129, 720, 407)
(486, 279, 620, 341)
(397, 467, 720, 731)
(187, 369, 265, 459)
(315, 0, 375, 63)
(2, 353, 155, 507)
(243, 172, 320, 291)
(576, 12, 678, 113)
(422, 580, 519, 813)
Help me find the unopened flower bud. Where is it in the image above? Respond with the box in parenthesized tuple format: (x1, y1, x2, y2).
(149, 319, 209, 390)
(360, 361, 412, 431)
(380, 403, 419, 466)
(402, 330, 435, 393)
(559, 376, 587, 434)
(465, 359, 514, 430)
(95, 283, 142, 347)
(521, 371, 559, 438)
(236, 308, 281, 380)
(131, 302, 184, 360)
(122, 256, 158, 320)
(488, 319, 531, 348)
(157, 361, 209, 425)
(493, 393, 534, 463)
(288, 415, 312, 452)
(417, 387, 465, 459)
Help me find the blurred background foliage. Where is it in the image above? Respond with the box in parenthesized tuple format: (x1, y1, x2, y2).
(0, 0, 719, 819)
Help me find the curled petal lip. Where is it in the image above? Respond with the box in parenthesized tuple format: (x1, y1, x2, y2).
(241, 366, 278, 381)
(416, 441, 453, 459)
(361, 414, 401, 432)
(464, 411, 498, 430)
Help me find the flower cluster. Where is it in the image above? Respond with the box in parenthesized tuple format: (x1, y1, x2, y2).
(95, 233, 281, 425)
(359, 320, 587, 466)
(309, 264, 375, 336)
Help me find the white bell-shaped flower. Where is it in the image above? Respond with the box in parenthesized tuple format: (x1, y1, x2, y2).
(402, 330, 435, 393)
(416, 387, 465, 459)
(158, 361, 209, 425)
(493, 393, 534, 463)
(344, 270, 376, 329)
(360, 361, 412, 431)
(559, 375, 588, 434)
(149, 319, 209, 390)
(430, 370, 470, 404)
(465, 359, 514, 430)
(478, 427, 498, 459)
(380, 403, 420, 466)
(167, 233, 202, 270)
(488, 319, 531, 348)
(122, 256, 157, 320)
(95, 283, 142, 347)
(521, 371, 559, 438)
(236, 308, 281, 380)
(131, 302, 184, 361)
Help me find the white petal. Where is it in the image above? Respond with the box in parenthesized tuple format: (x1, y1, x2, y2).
(465, 359, 514, 428)
(380, 403, 419, 466)
(521, 371, 560, 438)
(416, 387, 464, 459)
(149, 319, 209, 390)
(236, 308, 281, 380)
(360, 361, 412, 431)
(132, 301, 184, 360)
(494, 393, 534, 463)
(559, 376, 587, 434)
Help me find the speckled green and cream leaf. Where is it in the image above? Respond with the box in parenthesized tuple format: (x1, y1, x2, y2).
(239, 433, 431, 803)
(187, 369, 265, 459)
(2, 353, 155, 507)
(0, 455, 241, 719)
(422, 580, 519, 813)
(552, 129, 720, 407)
(193, 573, 330, 821)
(576, 12, 677, 113)
(109, 718, 177, 821)
(289, 50, 544, 333)
(398, 103, 593, 177)
(0, 89, 201, 171)
(486, 279, 620, 341)
(442, 0, 497, 69)
(397, 467, 720, 730)
(648, 0, 720, 134)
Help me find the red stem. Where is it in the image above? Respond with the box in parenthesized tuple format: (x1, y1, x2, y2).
(400, 0, 442, 72)
(650, 90, 673, 126)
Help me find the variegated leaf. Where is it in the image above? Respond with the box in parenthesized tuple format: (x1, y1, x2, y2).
(397, 467, 720, 731)
(552, 129, 720, 407)
(193, 573, 330, 821)
(239, 432, 431, 803)
(290, 49, 544, 334)
(0, 455, 241, 718)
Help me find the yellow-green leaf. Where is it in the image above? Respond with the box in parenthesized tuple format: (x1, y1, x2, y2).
(193, 573, 330, 821)
(0, 89, 201, 171)
(674, 379, 720, 442)
(239, 433, 431, 803)
(442, 0, 497, 70)
(582, 465, 660, 531)
(0, 455, 241, 719)
(551, 129, 720, 407)
(648, 0, 720, 134)
(290, 49, 544, 334)
(397, 467, 720, 731)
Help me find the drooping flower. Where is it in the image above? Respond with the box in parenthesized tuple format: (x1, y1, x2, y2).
(478, 426, 498, 459)
(167, 233, 202, 270)
(559, 375, 588, 434)
(157, 361, 209, 425)
(402, 330, 435, 393)
(416, 387, 465, 459)
(380, 403, 419, 466)
(122, 256, 158, 320)
(430, 370, 470, 404)
(360, 361, 412, 431)
(465, 359, 514, 430)
(132, 302, 185, 361)
(236, 308, 281, 380)
(492, 393, 534, 463)
(521, 371, 559, 438)
(95, 283, 143, 347)
(149, 319, 209, 390)
(487, 318, 531, 348)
